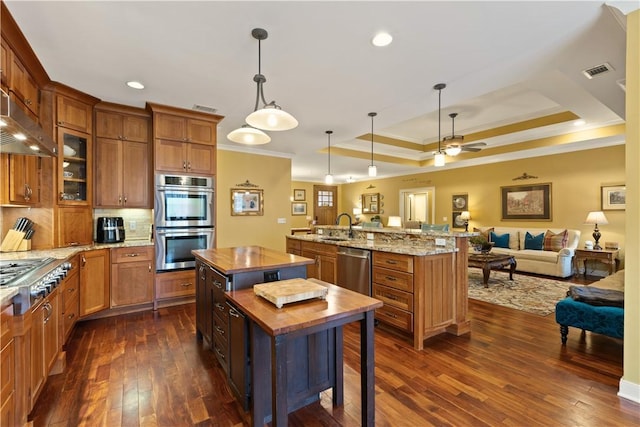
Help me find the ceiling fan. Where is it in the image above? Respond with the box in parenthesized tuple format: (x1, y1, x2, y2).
(442, 113, 486, 156)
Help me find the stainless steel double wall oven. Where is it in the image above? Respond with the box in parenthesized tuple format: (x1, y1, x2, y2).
(154, 174, 215, 271)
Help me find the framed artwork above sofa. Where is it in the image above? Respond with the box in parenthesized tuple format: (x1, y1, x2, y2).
(501, 183, 551, 220)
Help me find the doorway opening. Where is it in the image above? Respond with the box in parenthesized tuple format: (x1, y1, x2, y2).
(313, 185, 338, 225)
(399, 187, 435, 227)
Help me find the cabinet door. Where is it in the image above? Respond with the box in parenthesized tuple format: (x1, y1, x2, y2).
(30, 302, 45, 407)
(58, 127, 91, 205)
(186, 143, 215, 175)
(154, 113, 186, 141)
(95, 110, 122, 139)
(94, 138, 123, 207)
(111, 261, 153, 307)
(7, 154, 39, 205)
(123, 115, 149, 142)
(43, 291, 59, 374)
(122, 141, 150, 207)
(56, 95, 92, 134)
(10, 53, 39, 117)
(318, 254, 337, 284)
(57, 206, 92, 247)
(155, 270, 195, 300)
(154, 139, 187, 173)
(80, 249, 110, 317)
(187, 119, 216, 145)
(0, 38, 8, 88)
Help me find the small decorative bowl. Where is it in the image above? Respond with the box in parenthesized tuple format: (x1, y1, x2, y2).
(63, 171, 74, 178)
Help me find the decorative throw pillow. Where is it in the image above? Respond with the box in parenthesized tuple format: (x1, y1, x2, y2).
(473, 227, 494, 242)
(524, 231, 545, 250)
(543, 229, 568, 251)
(490, 231, 510, 248)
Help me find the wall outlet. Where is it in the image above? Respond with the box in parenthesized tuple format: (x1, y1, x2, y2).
(442, 216, 447, 222)
(435, 238, 446, 246)
(367, 233, 375, 240)
(129, 221, 136, 230)
(277, 218, 286, 224)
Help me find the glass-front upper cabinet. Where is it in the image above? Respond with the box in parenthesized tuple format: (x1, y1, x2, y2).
(57, 127, 91, 204)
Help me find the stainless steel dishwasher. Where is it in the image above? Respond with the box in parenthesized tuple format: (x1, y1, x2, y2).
(336, 247, 371, 296)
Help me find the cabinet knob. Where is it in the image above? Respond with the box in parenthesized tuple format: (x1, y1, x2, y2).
(187, 162, 191, 170)
(183, 161, 187, 170)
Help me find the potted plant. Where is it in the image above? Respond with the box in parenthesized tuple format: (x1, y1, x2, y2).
(469, 236, 494, 254)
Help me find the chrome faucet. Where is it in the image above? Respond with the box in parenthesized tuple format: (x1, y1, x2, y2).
(335, 213, 353, 238)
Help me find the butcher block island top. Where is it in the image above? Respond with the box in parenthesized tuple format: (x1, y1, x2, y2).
(192, 245, 314, 274)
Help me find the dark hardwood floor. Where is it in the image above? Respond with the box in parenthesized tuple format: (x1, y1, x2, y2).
(30, 275, 639, 426)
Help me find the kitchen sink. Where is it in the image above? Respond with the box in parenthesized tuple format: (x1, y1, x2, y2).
(320, 236, 349, 242)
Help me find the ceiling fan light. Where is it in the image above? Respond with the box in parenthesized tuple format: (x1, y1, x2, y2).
(246, 104, 298, 131)
(445, 145, 462, 156)
(434, 152, 446, 167)
(227, 125, 271, 145)
(368, 165, 377, 177)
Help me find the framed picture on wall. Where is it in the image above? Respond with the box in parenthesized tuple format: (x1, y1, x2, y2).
(501, 183, 551, 220)
(231, 189, 264, 216)
(291, 202, 307, 215)
(293, 189, 306, 201)
(452, 194, 468, 211)
(601, 185, 625, 210)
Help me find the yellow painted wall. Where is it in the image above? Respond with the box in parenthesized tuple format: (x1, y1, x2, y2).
(289, 181, 317, 228)
(340, 145, 626, 263)
(623, 8, 639, 398)
(216, 150, 292, 252)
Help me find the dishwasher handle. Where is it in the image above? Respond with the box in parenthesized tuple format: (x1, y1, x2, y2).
(337, 248, 371, 259)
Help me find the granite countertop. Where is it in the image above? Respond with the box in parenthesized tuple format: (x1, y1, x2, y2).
(0, 240, 154, 308)
(287, 233, 458, 256)
(193, 246, 314, 275)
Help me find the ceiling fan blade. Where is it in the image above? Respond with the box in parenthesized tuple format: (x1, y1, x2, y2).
(461, 146, 483, 152)
(463, 142, 487, 148)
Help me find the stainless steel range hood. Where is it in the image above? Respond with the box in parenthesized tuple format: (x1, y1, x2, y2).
(0, 89, 58, 157)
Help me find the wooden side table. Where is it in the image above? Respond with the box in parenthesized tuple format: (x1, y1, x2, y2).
(573, 248, 620, 277)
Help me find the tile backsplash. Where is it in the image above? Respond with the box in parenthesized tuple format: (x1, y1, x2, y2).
(93, 208, 153, 241)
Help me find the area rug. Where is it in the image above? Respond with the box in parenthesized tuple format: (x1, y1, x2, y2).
(468, 269, 571, 316)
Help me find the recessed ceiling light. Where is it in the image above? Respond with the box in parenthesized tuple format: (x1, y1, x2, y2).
(372, 32, 393, 47)
(126, 81, 145, 90)
(13, 133, 27, 141)
(29, 145, 40, 151)
(573, 119, 586, 126)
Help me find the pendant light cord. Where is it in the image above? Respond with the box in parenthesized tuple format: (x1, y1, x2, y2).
(369, 112, 377, 166)
(327, 131, 331, 174)
(437, 88, 442, 153)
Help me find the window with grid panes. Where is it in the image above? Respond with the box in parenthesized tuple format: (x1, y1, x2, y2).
(317, 190, 333, 207)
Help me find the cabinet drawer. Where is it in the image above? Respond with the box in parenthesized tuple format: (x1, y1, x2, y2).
(155, 270, 195, 300)
(373, 266, 413, 292)
(373, 284, 413, 312)
(376, 305, 413, 332)
(214, 300, 229, 322)
(0, 305, 12, 349)
(62, 294, 79, 341)
(212, 333, 228, 368)
(286, 238, 302, 255)
(213, 314, 229, 345)
(111, 246, 153, 263)
(301, 241, 337, 256)
(61, 272, 79, 309)
(373, 252, 414, 273)
(209, 266, 230, 292)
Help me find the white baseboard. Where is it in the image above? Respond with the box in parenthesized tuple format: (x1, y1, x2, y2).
(618, 379, 640, 403)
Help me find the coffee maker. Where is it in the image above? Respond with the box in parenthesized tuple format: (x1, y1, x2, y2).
(96, 217, 125, 243)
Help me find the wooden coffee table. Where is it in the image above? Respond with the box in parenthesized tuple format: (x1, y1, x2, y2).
(468, 253, 517, 287)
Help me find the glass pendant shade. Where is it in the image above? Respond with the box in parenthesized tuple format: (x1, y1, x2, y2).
(444, 145, 462, 156)
(434, 152, 446, 167)
(246, 104, 298, 131)
(368, 165, 377, 177)
(227, 125, 271, 145)
(324, 174, 334, 184)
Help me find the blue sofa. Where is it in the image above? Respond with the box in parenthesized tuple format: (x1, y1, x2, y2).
(555, 270, 624, 344)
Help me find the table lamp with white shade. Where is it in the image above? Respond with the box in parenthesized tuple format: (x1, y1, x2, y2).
(460, 211, 471, 232)
(387, 216, 402, 227)
(584, 211, 609, 250)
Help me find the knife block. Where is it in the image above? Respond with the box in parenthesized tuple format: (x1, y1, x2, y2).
(0, 229, 26, 252)
(17, 239, 31, 251)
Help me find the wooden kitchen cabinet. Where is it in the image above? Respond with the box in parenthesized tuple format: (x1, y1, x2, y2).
(155, 269, 196, 302)
(79, 249, 110, 317)
(59, 255, 80, 344)
(94, 137, 150, 207)
(0, 153, 40, 205)
(9, 49, 39, 118)
(154, 139, 215, 175)
(300, 241, 337, 284)
(57, 127, 91, 205)
(0, 303, 14, 427)
(30, 289, 59, 409)
(57, 206, 92, 247)
(153, 112, 217, 145)
(95, 107, 150, 142)
(195, 260, 213, 347)
(0, 37, 8, 89)
(56, 92, 93, 134)
(111, 246, 154, 307)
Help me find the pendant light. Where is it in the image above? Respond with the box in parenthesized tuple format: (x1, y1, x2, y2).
(368, 112, 377, 177)
(245, 28, 298, 131)
(433, 83, 446, 167)
(324, 130, 334, 184)
(227, 28, 297, 144)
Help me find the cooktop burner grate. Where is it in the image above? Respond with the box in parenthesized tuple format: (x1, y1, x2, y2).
(0, 258, 55, 287)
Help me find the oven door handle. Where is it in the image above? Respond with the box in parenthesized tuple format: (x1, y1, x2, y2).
(155, 187, 214, 194)
(156, 228, 213, 236)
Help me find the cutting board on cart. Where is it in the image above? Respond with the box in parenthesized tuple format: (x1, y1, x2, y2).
(254, 278, 328, 308)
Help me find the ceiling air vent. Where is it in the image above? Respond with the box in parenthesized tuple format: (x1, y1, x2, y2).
(582, 62, 614, 79)
(192, 104, 218, 114)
